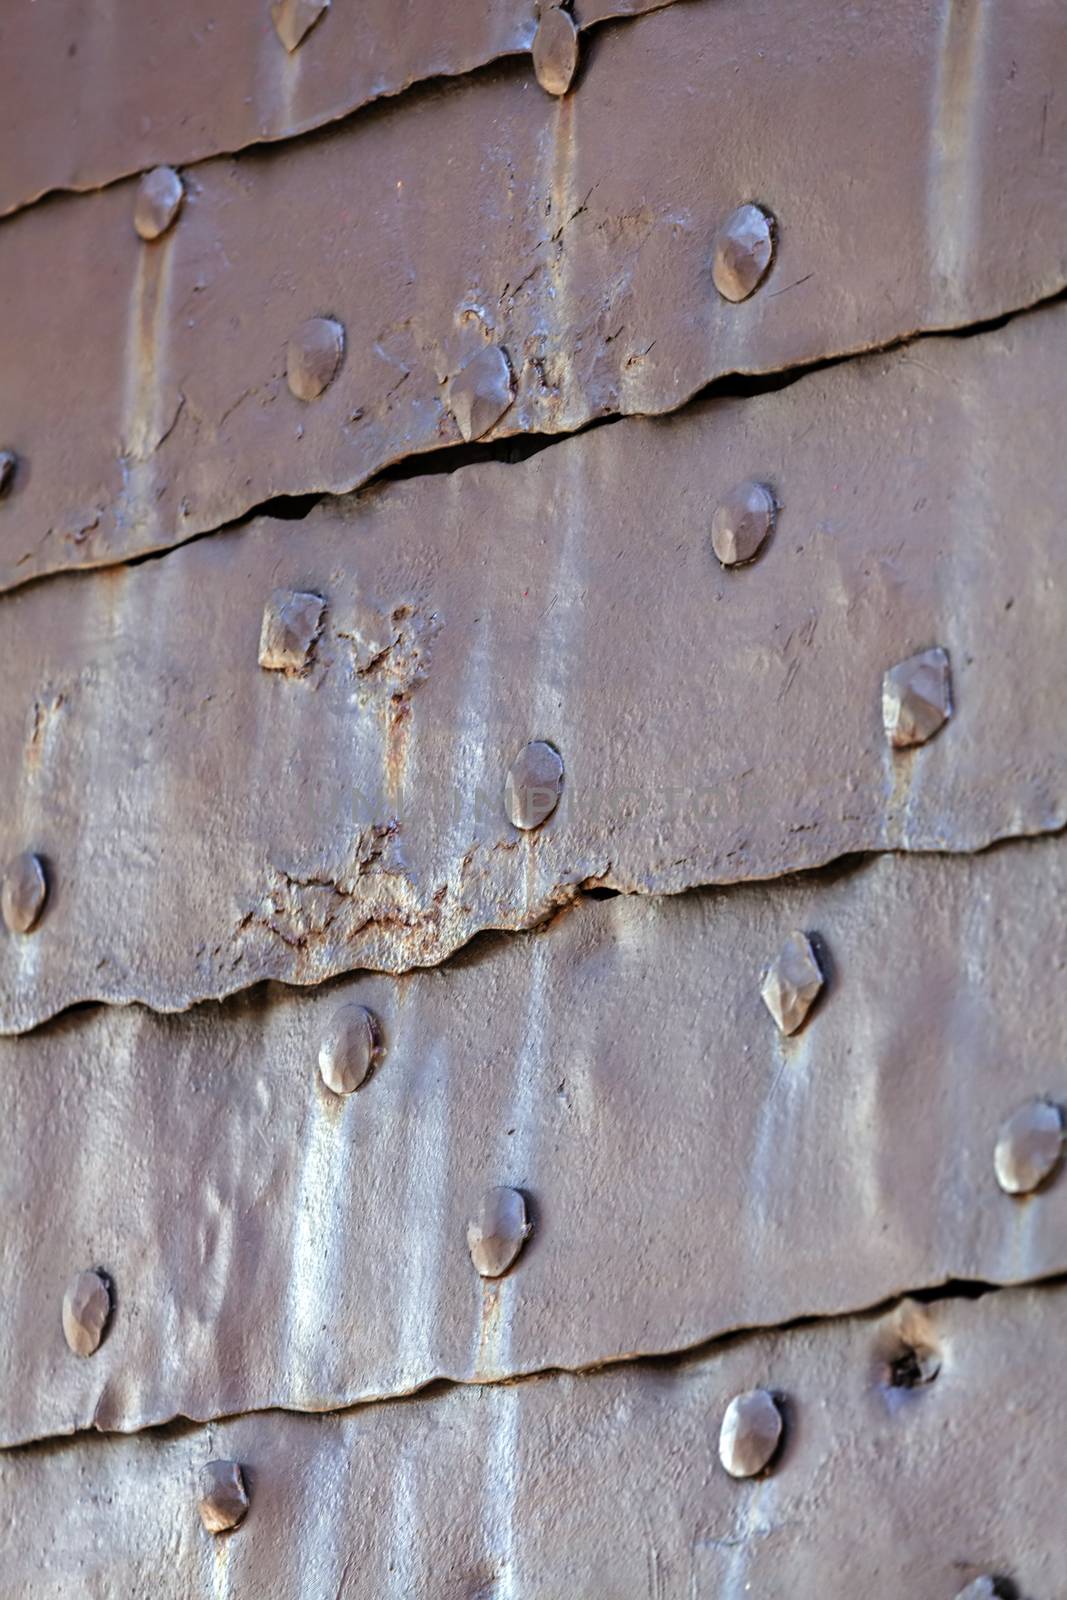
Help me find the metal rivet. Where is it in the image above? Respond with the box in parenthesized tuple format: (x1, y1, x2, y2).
(467, 1187, 532, 1278)
(711, 480, 777, 567)
(133, 166, 184, 241)
(319, 1002, 381, 1095)
(956, 1580, 1011, 1600)
(994, 1097, 1064, 1195)
(504, 741, 564, 831)
(718, 1388, 784, 1478)
(760, 931, 824, 1036)
(882, 646, 952, 749)
(258, 588, 325, 674)
(0, 450, 17, 499)
(712, 203, 776, 302)
(62, 1270, 112, 1358)
(533, 5, 579, 97)
(886, 1342, 940, 1390)
(197, 1460, 250, 1534)
(449, 345, 515, 443)
(2, 851, 48, 935)
(286, 316, 345, 402)
(271, 0, 329, 52)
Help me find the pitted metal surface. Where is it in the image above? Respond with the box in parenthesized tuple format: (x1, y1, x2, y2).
(1, 836, 1064, 1447)
(0, 1285, 1063, 1596)
(0, 0, 680, 217)
(0, 0, 1065, 591)
(1, 309, 1065, 1030)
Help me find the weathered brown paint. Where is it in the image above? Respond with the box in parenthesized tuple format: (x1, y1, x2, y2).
(1, 836, 1064, 1447)
(0, 0, 1064, 592)
(1, 308, 1064, 1031)
(0, 0, 683, 217)
(0, 1286, 1062, 1595)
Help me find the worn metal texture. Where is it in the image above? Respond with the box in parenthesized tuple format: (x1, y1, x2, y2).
(2, 834, 1064, 1447)
(0, 0, 680, 217)
(1, 1285, 1064, 1596)
(2, 308, 1065, 1031)
(1, 0, 1065, 592)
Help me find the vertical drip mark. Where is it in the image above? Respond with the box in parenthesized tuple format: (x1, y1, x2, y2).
(476, 935, 550, 1382)
(479, 1384, 521, 1600)
(282, 1091, 354, 1399)
(119, 239, 178, 549)
(928, 0, 989, 311)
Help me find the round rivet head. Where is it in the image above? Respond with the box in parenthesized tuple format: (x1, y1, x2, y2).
(712, 203, 776, 302)
(287, 316, 345, 402)
(271, 0, 329, 52)
(467, 1187, 532, 1278)
(994, 1098, 1064, 1195)
(504, 741, 564, 831)
(319, 1002, 381, 1095)
(449, 345, 515, 443)
(0, 450, 17, 499)
(197, 1460, 249, 1534)
(718, 1388, 784, 1478)
(62, 1270, 111, 1358)
(2, 851, 48, 935)
(533, 5, 579, 96)
(711, 480, 777, 567)
(760, 931, 824, 1036)
(133, 166, 184, 241)
(882, 646, 952, 749)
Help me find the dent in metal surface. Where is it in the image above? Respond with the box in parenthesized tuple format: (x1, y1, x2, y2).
(1, 837, 1065, 1446)
(1, 311, 1065, 1027)
(0, 0, 685, 216)
(0, 1287, 1063, 1596)
(1, 0, 1065, 589)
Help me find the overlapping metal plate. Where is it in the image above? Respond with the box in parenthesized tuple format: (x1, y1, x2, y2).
(1, 0, 1065, 590)
(0, 0, 680, 216)
(2, 835, 1063, 1447)
(1, 1285, 1062, 1596)
(2, 308, 1065, 1030)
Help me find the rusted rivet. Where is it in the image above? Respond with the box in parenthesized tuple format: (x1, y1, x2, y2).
(504, 741, 564, 831)
(286, 316, 345, 402)
(467, 1187, 532, 1278)
(882, 646, 952, 749)
(1, 851, 48, 935)
(711, 480, 777, 567)
(198, 1460, 249, 1534)
(712, 203, 776, 303)
(319, 1002, 381, 1095)
(449, 346, 515, 443)
(760, 931, 824, 1036)
(133, 166, 184, 241)
(533, 5, 579, 96)
(271, 0, 329, 52)
(718, 1388, 784, 1478)
(994, 1097, 1064, 1195)
(62, 1270, 112, 1358)
(258, 588, 325, 674)
(0, 450, 17, 499)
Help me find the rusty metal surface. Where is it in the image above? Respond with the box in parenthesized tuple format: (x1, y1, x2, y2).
(1, 0, 1065, 592)
(0, 0, 679, 218)
(1, 1285, 1063, 1596)
(2, 308, 1065, 1030)
(2, 835, 1064, 1447)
